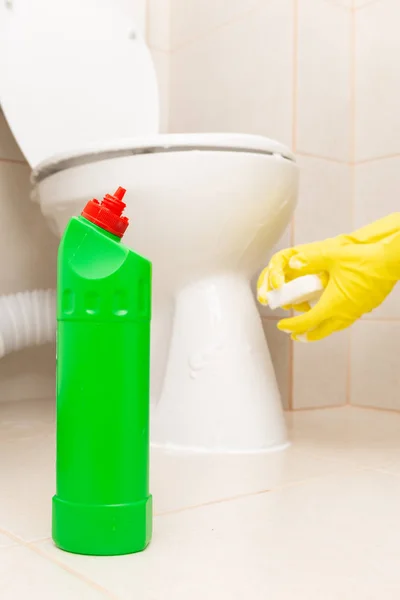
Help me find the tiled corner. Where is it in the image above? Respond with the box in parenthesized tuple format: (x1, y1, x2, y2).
(288, 406, 400, 467)
(147, 0, 171, 51)
(0, 545, 110, 599)
(351, 320, 400, 411)
(354, 158, 400, 318)
(170, 0, 261, 49)
(169, 0, 293, 146)
(262, 319, 291, 409)
(297, 0, 352, 161)
(0, 111, 25, 162)
(355, 0, 400, 161)
(293, 330, 349, 408)
(150, 50, 170, 132)
(294, 156, 352, 245)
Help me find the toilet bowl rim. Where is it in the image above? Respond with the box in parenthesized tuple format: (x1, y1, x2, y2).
(31, 133, 296, 186)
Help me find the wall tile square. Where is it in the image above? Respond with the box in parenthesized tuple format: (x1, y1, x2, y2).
(297, 0, 351, 161)
(351, 321, 400, 410)
(151, 50, 170, 132)
(0, 112, 25, 162)
(170, 0, 294, 147)
(294, 156, 352, 245)
(171, 0, 261, 49)
(262, 319, 291, 409)
(293, 329, 349, 408)
(354, 158, 400, 318)
(355, 0, 400, 161)
(147, 0, 171, 50)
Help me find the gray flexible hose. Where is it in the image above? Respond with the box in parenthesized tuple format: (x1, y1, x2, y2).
(0, 289, 56, 358)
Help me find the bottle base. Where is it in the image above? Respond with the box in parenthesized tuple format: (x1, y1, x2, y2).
(52, 495, 152, 556)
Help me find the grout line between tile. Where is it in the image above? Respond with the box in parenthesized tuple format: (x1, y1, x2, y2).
(0, 157, 29, 166)
(288, 0, 299, 412)
(0, 527, 117, 599)
(355, 152, 400, 165)
(155, 463, 366, 518)
(354, 0, 381, 10)
(291, 402, 347, 412)
(169, 0, 265, 54)
(29, 543, 119, 599)
(291, 0, 298, 155)
(261, 315, 281, 321)
(360, 317, 400, 322)
(296, 151, 351, 165)
(350, 403, 400, 414)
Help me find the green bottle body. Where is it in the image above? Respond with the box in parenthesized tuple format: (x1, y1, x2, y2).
(52, 216, 152, 556)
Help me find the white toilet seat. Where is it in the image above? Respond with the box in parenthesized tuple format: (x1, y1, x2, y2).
(0, 0, 159, 168)
(31, 133, 295, 183)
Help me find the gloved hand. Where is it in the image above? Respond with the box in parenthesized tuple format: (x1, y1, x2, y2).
(257, 214, 400, 341)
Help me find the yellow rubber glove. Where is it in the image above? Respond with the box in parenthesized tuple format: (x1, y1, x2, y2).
(257, 214, 400, 341)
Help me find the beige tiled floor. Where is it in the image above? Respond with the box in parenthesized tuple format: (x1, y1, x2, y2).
(1, 400, 400, 599)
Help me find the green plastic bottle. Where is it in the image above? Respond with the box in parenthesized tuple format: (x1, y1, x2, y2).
(52, 187, 152, 556)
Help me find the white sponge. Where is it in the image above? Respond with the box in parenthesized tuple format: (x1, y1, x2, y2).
(265, 275, 324, 310)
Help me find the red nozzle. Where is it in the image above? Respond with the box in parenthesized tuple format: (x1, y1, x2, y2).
(81, 187, 129, 238)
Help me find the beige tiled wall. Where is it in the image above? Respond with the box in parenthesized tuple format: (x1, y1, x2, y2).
(163, 0, 354, 410)
(0, 112, 58, 403)
(351, 0, 400, 410)
(1, 0, 396, 411)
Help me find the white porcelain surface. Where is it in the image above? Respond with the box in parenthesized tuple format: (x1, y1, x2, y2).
(169, 0, 293, 147)
(0, 0, 159, 167)
(355, 0, 400, 161)
(351, 321, 400, 411)
(297, 0, 351, 161)
(150, 50, 170, 132)
(2, 400, 400, 599)
(36, 138, 298, 451)
(354, 158, 400, 318)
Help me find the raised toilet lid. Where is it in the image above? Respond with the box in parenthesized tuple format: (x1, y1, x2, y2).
(0, 0, 159, 168)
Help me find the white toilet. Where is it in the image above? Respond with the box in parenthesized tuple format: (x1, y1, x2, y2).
(0, 0, 298, 453)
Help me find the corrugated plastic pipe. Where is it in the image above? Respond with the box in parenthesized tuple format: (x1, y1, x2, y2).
(0, 289, 56, 358)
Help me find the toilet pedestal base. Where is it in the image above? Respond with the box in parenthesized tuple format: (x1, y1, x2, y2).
(151, 275, 288, 453)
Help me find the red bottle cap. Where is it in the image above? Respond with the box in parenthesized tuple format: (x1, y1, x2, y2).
(81, 187, 129, 238)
